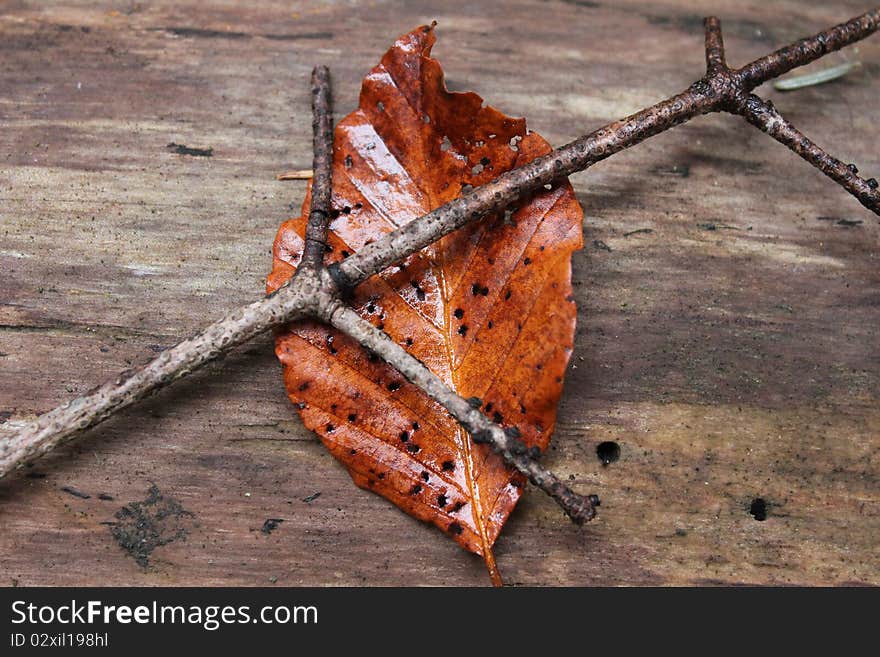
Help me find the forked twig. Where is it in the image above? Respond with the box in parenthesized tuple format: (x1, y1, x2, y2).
(329, 10, 879, 290)
(4, 11, 880, 528)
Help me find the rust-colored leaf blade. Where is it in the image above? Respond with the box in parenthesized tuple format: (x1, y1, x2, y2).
(267, 25, 583, 562)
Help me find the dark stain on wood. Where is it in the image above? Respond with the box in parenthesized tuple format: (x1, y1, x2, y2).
(261, 518, 285, 534)
(110, 485, 196, 568)
(167, 142, 213, 157)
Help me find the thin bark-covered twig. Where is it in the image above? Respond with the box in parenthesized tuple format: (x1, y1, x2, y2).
(302, 65, 334, 269)
(0, 287, 311, 476)
(331, 8, 880, 290)
(736, 10, 878, 88)
(704, 16, 727, 75)
(739, 97, 878, 204)
(0, 67, 329, 480)
(4, 12, 880, 526)
(323, 303, 597, 524)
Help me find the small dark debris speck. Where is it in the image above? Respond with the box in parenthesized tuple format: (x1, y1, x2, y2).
(623, 228, 653, 237)
(111, 485, 194, 568)
(302, 492, 321, 503)
(261, 518, 285, 534)
(62, 486, 90, 499)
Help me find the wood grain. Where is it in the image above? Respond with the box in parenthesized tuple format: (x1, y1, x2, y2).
(1, 0, 878, 586)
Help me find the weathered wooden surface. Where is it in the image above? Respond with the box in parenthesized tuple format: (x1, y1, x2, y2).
(1, 0, 878, 586)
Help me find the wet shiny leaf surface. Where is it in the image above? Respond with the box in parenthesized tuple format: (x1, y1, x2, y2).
(267, 24, 583, 561)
